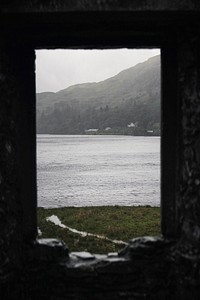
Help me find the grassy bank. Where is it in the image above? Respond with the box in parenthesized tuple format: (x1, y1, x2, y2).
(37, 206, 160, 254)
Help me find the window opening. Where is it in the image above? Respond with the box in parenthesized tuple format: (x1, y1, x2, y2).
(36, 49, 161, 254)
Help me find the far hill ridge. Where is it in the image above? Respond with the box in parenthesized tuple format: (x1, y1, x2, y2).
(37, 55, 160, 136)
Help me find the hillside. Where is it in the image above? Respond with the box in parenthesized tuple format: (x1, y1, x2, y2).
(36, 55, 160, 135)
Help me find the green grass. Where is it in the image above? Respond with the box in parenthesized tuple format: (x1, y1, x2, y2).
(37, 206, 160, 254)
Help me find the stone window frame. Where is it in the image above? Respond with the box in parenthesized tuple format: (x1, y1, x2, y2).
(29, 17, 178, 245)
(28, 17, 178, 245)
(1, 11, 180, 280)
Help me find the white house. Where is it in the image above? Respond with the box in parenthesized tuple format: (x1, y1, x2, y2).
(127, 122, 135, 128)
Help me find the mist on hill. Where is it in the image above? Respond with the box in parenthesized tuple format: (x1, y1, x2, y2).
(36, 55, 160, 136)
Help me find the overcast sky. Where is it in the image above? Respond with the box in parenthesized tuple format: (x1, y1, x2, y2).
(36, 48, 160, 93)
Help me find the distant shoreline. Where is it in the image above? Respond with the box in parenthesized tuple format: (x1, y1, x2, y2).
(37, 133, 160, 137)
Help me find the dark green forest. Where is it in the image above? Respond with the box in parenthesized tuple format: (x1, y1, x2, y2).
(37, 55, 160, 136)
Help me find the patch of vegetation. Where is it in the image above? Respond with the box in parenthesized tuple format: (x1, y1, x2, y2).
(37, 206, 160, 254)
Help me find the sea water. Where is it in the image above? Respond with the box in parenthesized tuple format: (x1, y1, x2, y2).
(37, 135, 160, 207)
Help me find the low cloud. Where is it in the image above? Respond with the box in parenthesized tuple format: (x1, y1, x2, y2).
(36, 48, 160, 93)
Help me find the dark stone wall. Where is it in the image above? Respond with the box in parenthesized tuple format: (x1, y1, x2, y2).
(1, 1, 200, 299)
(1, 0, 200, 12)
(0, 41, 21, 287)
(178, 26, 200, 247)
(0, 43, 37, 294)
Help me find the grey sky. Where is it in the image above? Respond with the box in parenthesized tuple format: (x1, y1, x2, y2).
(36, 48, 160, 93)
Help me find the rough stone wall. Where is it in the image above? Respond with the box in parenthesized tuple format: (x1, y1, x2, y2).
(1, 0, 200, 12)
(177, 25, 200, 248)
(0, 43, 22, 287)
(0, 43, 37, 298)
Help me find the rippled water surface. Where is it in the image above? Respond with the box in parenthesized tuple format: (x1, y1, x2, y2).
(37, 135, 160, 207)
